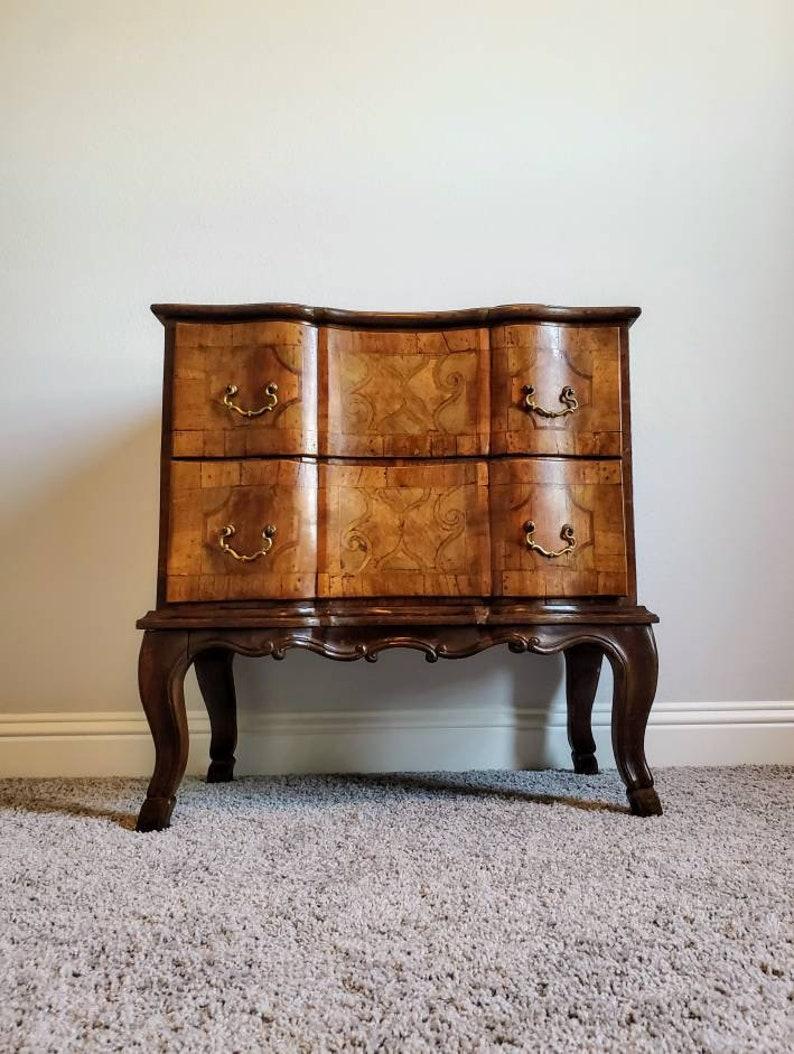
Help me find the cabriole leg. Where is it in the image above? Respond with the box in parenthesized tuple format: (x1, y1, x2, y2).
(606, 625, 662, 817)
(194, 647, 237, 783)
(136, 630, 191, 832)
(564, 643, 603, 775)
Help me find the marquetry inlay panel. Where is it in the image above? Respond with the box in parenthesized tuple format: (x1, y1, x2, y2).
(490, 458, 628, 598)
(171, 322, 319, 457)
(318, 460, 491, 596)
(166, 459, 317, 601)
(321, 327, 490, 457)
(490, 324, 622, 456)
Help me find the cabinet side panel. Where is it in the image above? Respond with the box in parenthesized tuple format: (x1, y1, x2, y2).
(619, 324, 638, 601)
(156, 322, 176, 606)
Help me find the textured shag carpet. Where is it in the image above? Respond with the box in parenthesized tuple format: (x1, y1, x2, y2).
(1, 768, 792, 1053)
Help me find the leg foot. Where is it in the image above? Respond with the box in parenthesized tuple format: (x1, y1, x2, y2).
(565, 643, 603, 776)
(194, 647, 237, 783)
(606, 625, 662, 818)
(207, 759, 235, 783)
(627, 786, 663, 817)
(136, 796, 176, 832)
(573, 753, 599, 776)
(135, 630, 190, 833)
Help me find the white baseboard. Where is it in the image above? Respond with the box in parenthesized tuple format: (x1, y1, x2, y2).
(0, 701, 791, 777)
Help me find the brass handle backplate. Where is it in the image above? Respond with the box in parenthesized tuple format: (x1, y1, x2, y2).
(218, 524, 276, 562)
(522, 384, 578, 418)
(223, 382, 279, 417)
(523, 520, 576, 559)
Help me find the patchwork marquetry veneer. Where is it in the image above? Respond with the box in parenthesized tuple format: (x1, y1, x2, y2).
(136, 302, 659, 831)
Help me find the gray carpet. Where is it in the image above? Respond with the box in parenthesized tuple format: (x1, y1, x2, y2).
(1, 768, 792, 1053)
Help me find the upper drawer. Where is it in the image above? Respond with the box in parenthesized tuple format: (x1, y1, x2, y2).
(322, 328, 490, 456)
(490, 324, 622, 456)
(168, 320, 623, 459)
(171, 322, 318, 457)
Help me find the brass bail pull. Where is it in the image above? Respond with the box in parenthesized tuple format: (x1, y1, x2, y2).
(218, 524, 277, 562)
(522, 384, 578, 418)
(523, 521, 576, 559)
(223, 382, 279, 418)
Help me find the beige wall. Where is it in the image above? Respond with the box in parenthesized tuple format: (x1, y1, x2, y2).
(1, 2, 792, 750)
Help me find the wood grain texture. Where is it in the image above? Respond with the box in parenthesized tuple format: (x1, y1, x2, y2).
(490, 458, 627, 598)
(320, 327, 490, 456)
(137, 301, 660, 831)
(318, 460, 491, 597)
(138, 600, 659, 630)
(194, 648, 237, 782)
(134, 620, 660, 830)
(170, 321, 318, 457)
(136, 629, 190, 832)
(490, 324, 622, 456)
(565, 644, 603, 774)
(153, 303, 642, 328)
(166, 459, 317, 602)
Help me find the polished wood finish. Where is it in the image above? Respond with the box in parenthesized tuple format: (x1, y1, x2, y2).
(321, 327, 489, 456)
(138, 599, 658, 629)
(136, 302, 659, 830)
(171, 321, 318, 457)
(194, 648, 237, 782)
(564, 644, 603, 774)
(153, 303, 642, 328)
(134, 620, 661, 828)
(490, 324, 621, 456)
(166, 459, 317, 601)
(490, 458, 627, 597)
(318, 460, 490, 596)
(136, 630, 190, 832)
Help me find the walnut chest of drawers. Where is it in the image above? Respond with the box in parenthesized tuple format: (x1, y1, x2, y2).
(135, 302, 659, 831)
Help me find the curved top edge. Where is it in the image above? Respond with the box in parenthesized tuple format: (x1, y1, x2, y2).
(150, 302, 641, 328)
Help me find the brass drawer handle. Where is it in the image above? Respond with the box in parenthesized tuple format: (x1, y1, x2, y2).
(218, 524, 276, 562)
(223, 382, 278, 417)
(523, 520, 576, 558)
(522, 384, 578, 418)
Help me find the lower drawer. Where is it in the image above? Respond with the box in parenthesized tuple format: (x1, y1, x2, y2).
(166, 460, 318, 601)
(490, 458, 628, 597)
(165, 458, 490, 601)
(318, 460, 490, 597)
(165, 457, 627, 601)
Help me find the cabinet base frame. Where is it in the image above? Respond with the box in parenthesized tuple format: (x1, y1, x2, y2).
(135, 609, 660, 832)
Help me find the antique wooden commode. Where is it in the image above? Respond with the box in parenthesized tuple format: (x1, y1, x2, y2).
(136, 302, 659, 831)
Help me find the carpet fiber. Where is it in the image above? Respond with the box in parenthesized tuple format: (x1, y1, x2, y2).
(1, 767, 792, 1052)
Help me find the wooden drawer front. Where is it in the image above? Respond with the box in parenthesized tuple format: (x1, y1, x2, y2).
(166, 460, 317, 601)
(490, 459, 627, 597)
(490, 324, 621, 456)
(319, 461, 491, 596)
(322, 328, 490, 457)
(171, 322, 318, 457)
